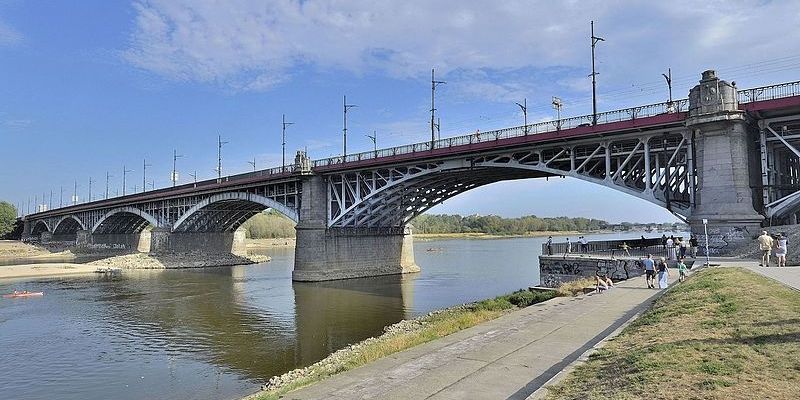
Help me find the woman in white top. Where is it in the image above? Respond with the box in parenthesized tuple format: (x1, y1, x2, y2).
(775, 234, 788, 267)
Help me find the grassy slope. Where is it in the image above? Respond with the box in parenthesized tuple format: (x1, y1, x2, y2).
(545, 268, 800, 400)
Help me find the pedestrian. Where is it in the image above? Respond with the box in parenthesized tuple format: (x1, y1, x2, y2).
(689, 235, 699, 258)
(579, 236, 589, 253)
(546, 236, 553, 256)
(657, 257, 670, 289)
(775, 234, 788, 268)
(642, 254, 656, 289)
(758, 231, 774, 267)
(679, 238, 689, 258)
(620, 242, 631, 257)
(666, 236, 676, 260)
(677, 256, 688, 282)
(564, 238, 571, 258)
(595, 272, 609, 292)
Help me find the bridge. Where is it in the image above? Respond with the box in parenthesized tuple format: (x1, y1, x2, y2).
(21, 70, 800, 281)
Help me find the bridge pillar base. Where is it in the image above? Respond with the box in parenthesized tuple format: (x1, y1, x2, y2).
(293, 226, 419, 282)
(40, 232, 53, 244)
(76, 230, 91, 248)
(91, 231, 151, 252)
(149, 228, 247, 256)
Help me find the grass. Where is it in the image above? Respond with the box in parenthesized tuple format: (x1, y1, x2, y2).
(544, 267, 800, 400)
(248, 288, 562, 400)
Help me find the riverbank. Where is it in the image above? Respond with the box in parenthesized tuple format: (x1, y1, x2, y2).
(246, 279, 593, 400)
(246, 238, 296, 248)
(0, 240, 75, 259)
(541, 267, 800, 399)
(0, 263, 103, 280)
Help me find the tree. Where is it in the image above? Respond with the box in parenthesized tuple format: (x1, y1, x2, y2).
(0, 201, 17, 238)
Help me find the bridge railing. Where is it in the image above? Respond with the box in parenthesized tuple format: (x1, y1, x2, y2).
(313, 99, 690, 168)
(542, 237, 687, 259)
(738, 80, 800, 103)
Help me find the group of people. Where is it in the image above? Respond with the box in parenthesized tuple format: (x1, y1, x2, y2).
(661, 234, 699, 260)
(757, 230, 789, 267)
(641, 254, 688, 289)
(544, 236, 587, 257)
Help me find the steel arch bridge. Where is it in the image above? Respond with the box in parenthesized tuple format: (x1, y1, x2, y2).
(19, 73, 800, 280)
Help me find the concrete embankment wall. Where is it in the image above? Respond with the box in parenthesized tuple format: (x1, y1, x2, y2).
(539, 255, 645, 288)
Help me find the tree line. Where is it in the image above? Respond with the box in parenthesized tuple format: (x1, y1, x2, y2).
(412, 214, 609, 235)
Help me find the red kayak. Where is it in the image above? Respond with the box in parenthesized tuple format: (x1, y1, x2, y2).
(3, 291, 44, 298)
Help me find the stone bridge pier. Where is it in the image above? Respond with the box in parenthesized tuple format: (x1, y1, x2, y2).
(149, 229, 247, 256)
(292, 176, 419, 281)
(685, 70, 764, 253)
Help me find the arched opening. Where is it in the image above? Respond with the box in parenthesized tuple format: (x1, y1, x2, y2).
(92, 208, 159, 252)
(52, 216, 85, 242)
(30, 220, 50, 236)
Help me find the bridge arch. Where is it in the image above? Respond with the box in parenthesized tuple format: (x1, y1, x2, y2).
(53, 215, 87, 234)
(173, 192, 299, 233)
(92, 207, 159, 234)
(328, 132, 692, 227)
(30, 220, 51, 235)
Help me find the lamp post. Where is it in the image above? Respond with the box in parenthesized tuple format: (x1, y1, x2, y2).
(431, 68, 446, 149)
(662, 68, 674, 113)
(172, 149, 183, 187)
(343, 96, 357, 159)
(143, 159, 152, 192)
(282, 114, 293, 172)
(122, 166, 133, 196)
(703, 218, 710, 266)
(248, 158, 257, 172)
(366, 130, 377, 154)
(105, 172, 113, 199)
(515, 98, 528, 134)
(590, 20, 604, 126)
(88, 177, 95, 202)
(552, 97, 563, 130)
(217, 135, 228, 183)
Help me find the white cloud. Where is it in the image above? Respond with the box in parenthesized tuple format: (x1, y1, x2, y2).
(0, 18, 22, 46)
(123, 0, 800, 94)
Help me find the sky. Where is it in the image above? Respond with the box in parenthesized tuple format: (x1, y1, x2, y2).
(1, 0, 800, 223)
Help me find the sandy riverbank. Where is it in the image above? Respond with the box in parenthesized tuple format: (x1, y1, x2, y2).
(0, 263, 102, 280)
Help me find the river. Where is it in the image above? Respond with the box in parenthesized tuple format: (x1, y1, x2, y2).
(0, 231, 683, 400)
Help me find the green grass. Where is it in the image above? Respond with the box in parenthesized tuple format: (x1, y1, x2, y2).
(248, 288, 560, 400)
(544, 267, 800, 400)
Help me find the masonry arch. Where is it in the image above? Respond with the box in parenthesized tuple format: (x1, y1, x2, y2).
(172, 192, 299, 233)
(92, 207, 159, 234)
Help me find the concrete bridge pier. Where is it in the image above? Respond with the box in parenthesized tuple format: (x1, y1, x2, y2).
(686, 70, 764, 254)
(40, 232, 53, 244)
(293, 175, 419, 282)
(148, 228, 247, 256)
(91, 231, 151, 252)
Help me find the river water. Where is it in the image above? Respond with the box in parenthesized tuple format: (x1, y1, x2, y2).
(0, 231, 680, 400)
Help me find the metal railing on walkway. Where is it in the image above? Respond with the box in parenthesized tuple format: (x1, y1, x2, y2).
(542, 237, 689, 259)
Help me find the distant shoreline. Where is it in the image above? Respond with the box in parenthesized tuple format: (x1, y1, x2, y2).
(414, 230, 604, 240)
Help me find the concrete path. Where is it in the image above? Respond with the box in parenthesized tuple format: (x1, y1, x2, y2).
(284, 274, 670, 400)
(715, 257, 800, 290)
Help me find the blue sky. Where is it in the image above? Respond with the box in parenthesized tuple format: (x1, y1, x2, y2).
(2, 1, 800, 223)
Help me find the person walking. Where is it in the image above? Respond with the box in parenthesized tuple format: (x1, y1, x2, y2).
(775, 234, 788, 267)
(546, 236, 553, 256)
(642, 254, 656, 289)
(679, 238, 688, 258)
(564, 238, 571, 258)
(579, 236, 589, 253)
(657, 257, 670, 289)
(676, 256, 688, 282)
(689, 235, 699, 258)
(666, 236, 676, 260)
(758, 231, 774, 267)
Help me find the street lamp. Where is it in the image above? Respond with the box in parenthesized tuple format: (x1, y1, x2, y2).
(702, 218, 710, 267)
(105, 171, 113, 199)
(172, 149, 183, 187)
(122, 166, 133, 196)
(366, 130, 377, 153)
(552, 97, 563, 130)
(515, 98, 528, 134)
(590, 20, 604, 126)
(217, 135, 228, 183)
(431, 68, 446, 149)
(662, 68, 674, 113)
(248, 157, 257, 172)
(143, 158, 152, 192)
(343, 96, 357, 159)
(282, 114, 293, 172)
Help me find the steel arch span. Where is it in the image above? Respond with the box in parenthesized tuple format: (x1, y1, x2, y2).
(53, 215, 87, 234)
(92, 207, 160, 234)
(172, 191, 299, 233)
(325, 128, 693, 228)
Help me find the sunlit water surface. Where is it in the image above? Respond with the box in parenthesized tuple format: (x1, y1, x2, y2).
(0, 231, 680, 400)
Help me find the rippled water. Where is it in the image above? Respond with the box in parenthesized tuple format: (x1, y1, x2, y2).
(0, 232, 677, 400)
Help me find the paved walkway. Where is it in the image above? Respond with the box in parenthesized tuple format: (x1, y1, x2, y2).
(284, 274, 670, 400)
(714, 257, 800, 290)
